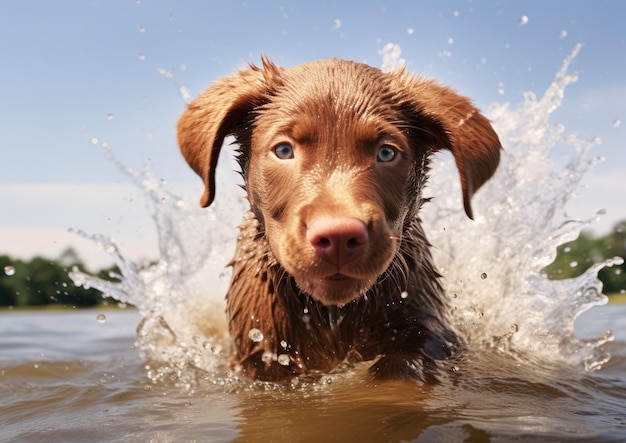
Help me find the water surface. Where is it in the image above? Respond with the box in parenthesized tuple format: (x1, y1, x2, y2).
(1, 307, 624, 441)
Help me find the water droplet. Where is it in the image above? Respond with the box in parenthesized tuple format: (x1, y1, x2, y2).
(156, 67, 173, 79)
(248, 328, 264, 342)
(480, 272, 488, 280)
(277, 354, 290, 366)
(280, 340, 288, 349)
(4, 266, 15, 276)
(333, 19, 341, 29)
(519, 15, 529, 25)
(407, 28, 414, 35)
(569, 261, 578, 268)
(138, 53, 146, 61)
(612, 119, 621, 128)
(559, 30, 568, 38)
(564, 246, 571, 253)
(179, 86, 191, 102)
(447, 37, 454, 45)
(97, 313, 107, 324)
(91, 137, 99, 145)
(138, 25, 146, 33)
(400, 291, 408, 299)
(106, 113, 114, 121)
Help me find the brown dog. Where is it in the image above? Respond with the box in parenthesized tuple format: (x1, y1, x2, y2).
(177, 57, 501, 382)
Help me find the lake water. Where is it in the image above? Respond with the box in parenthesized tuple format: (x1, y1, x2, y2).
(1, 306, 625, 442)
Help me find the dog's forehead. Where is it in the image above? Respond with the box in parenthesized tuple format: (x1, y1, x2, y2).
(255, 59, 401, 143)
(280, 59, 390, 107)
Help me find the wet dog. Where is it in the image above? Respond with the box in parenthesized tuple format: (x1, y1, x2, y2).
(177, 57, 501, 381)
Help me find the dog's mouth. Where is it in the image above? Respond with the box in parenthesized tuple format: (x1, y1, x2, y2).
(300, 272, 375, 306)
(315, 273, 357, 288)
(325, 273, 350, 281)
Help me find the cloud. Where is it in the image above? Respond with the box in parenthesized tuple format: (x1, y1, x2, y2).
(565, 169, 625, 234)
(0, 182, 149, 228)
(0, 226, 159, 271)
(0, 182, 159, 268)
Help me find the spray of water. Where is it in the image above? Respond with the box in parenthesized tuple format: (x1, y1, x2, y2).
(70, 44, 619, 388)
(422, 44, 618, 371)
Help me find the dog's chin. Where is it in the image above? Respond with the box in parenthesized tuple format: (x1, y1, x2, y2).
(295, 274, 375, 306)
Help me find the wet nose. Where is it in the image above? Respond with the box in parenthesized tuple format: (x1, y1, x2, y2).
(307, 217, 368, 267)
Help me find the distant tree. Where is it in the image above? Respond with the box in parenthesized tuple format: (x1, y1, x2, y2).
(0, 255, 21, 306)
(545, 221, 626, 295)
(0, 249, 122, 308)
(58, 247, 82, 267)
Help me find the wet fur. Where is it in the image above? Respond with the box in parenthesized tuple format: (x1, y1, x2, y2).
(177, 58, 501, 381)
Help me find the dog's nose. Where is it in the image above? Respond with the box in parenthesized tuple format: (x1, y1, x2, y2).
(307, 217, 368, 267)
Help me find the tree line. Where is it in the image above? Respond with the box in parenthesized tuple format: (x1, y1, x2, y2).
(0, 248, 120, 308)
(1, 222, 625, 308)
(544, 220, 626, 295)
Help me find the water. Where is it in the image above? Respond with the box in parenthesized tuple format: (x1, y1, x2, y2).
(1, 308, 625, 441)
(3, 46, 625, 440)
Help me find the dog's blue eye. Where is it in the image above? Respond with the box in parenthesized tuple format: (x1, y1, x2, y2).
(377, 145, 397, 162)
(274, 143, 294, 159)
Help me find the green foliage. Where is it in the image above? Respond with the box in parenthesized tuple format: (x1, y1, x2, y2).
(545, 221, 626, 295)
(0, 248, 121, 308)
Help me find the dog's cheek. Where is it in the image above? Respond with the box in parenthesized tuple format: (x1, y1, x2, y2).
(375, 166, 413, 229)
(262, 161, 298, 222)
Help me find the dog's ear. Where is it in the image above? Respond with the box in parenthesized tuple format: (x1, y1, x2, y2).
(390, 73, 502, 219)
(177, 57, 282, 207)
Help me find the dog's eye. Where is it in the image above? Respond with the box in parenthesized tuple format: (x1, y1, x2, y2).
(273, 143, 294, 159)
(377, 145, 397, 162)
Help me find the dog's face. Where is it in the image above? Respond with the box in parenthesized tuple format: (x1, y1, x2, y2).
(177, 58, 501, 306)
(246, 63, 422, 304)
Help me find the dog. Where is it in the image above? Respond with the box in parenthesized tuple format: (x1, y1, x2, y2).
(177, 57, 501, 382)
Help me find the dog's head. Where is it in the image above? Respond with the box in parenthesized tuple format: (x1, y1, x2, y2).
(178, 58, 501, 305)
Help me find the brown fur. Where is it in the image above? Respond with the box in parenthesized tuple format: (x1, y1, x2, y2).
(177, 57, 501, 381)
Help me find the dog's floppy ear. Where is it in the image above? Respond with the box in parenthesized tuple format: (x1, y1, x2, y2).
(177, 57, 282, 207)
(390, 73, 502, 219)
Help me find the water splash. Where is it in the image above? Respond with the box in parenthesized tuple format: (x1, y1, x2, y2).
(70, 44, 617, 388)
(423, 43, 615, 370)
(379, 43, 406, 73)
(70, 143, 247, 388)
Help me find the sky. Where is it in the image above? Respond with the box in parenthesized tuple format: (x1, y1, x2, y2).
(1, 0, 625, 270)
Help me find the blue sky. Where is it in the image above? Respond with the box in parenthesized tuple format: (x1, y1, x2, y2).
(1, 0, 625, 269)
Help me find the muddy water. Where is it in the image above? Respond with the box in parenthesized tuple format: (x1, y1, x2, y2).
(1, 307, 625, 442)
